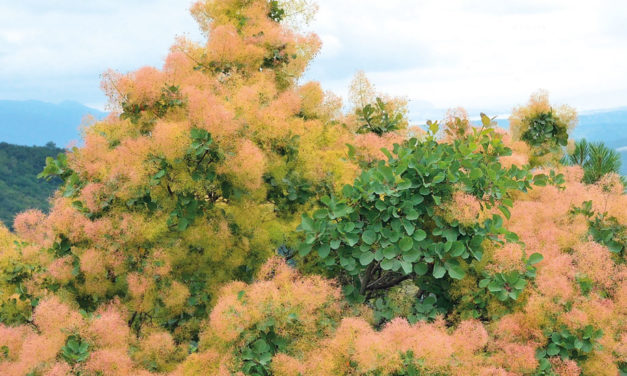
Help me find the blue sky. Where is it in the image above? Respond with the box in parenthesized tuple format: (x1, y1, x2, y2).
(1, 0, 627, 119)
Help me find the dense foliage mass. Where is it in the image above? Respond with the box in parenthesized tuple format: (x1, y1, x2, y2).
(0, 1, 625, 375)
(509, 91, 577, 167)
(0, 142, 62, 229)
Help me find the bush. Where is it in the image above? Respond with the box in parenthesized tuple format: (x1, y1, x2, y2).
(510, 90, 577, 166)
(299, 116, 551, 321)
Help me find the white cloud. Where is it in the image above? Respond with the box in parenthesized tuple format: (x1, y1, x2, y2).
(0, 0, 626, 117)
(305, 0, 627, 119)
(0, 0, 202, 107)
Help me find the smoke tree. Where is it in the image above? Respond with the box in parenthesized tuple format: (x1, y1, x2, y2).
(2, 0, 407, 358)
(0, 0, 625, 375)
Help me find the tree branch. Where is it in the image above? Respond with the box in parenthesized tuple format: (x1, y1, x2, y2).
(366, 272, 412, 291)
(359, 261, 378, 295)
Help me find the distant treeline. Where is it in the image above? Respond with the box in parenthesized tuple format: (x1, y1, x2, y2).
(0, 142, 62, 229)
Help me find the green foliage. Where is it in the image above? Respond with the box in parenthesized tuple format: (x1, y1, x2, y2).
(575, 274, 594, 296)
(521, 110, 568, 156)
(571, 200, 626, 256)
(584, 142, 621, 184)
(0, 247, 41, 325)
(356, 97, 404, 136)
(393, 351, 424, 376)
(50, 235, 72, 258)
(153, 85, 184, 117)
(569, 199, 594, 218)
(238, 318, 288, 375)
(0, 142, 63, 228)
(262, 44, 292, 71)
(589, 213, 626, 255)
(456, 253, 541, 320)
(265, 135, 316, 214)
(480, 271, 525, 302)
(60, 335, 90, 364)
(372, 292, 445, 326)
(167, 194, 204, 231)
(535, 325, 603, 374)
(265, 172, 313, 215)
(532, 168, 566, 190)
(186, 128, 222, 182)
(153, 128, 225, 231)
(565, 139, 622, 184)
(443, 116, 471, 140)
(39, 150, 83, 198)
(478, 253, 541, 302)
(121, 85, 184, 133)
(299, 120, 551, 316)
(567, 138, 590, 166)
(39, 152, 72, 181)
(267, 1, 286, 22)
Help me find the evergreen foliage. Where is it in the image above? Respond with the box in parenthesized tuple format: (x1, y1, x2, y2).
(565, 139, 623, 184)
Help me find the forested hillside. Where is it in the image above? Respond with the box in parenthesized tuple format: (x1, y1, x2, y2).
(0, 1, 624, 375)
(0, 142, 62, 228)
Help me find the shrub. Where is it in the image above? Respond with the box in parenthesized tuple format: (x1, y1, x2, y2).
(510, 90, 577, 166)
(299, 116, 550, 321)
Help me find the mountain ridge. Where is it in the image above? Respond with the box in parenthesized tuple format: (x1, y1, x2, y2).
(1, 99, 625, 174)
(0, 99, 107, 147)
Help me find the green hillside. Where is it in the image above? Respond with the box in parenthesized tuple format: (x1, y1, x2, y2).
(0, 142, 62, 228)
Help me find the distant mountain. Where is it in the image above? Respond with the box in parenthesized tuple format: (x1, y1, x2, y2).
(573, 107, 627, 143)
(0, 142, 63, 229)
(1, 99, 625, 174)
(0, 100, 107, 147)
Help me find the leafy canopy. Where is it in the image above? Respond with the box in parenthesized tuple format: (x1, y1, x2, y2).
(299, 116, 549, 306)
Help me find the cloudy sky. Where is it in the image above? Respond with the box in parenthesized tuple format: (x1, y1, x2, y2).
(1, 0, 627, 120)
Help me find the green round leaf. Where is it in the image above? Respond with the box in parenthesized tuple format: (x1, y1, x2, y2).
(300, 214, 315, 232)
(445, 261, 466, 280)
(413, 229, 427, 241)
(414, 262, 428, 275)
(362, 230, 377, 245)
(405, 209, 419, 220)
(382, 246, 397, 260)
(400, 260, 412, 274)
(298, 243, 313, 257)
(317, 244, 331, 258)
(399, 236, 414, 252)
(380, 259, 400, 271)
(359, 252, 375, 266)
(546, 343, 559, 356)
(433, 263, 446, 279)
(403, 249, 421, 263)
(470, 168, 483, 179)
(449, 241, 465, 257)
(527, 252, 544, 265)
